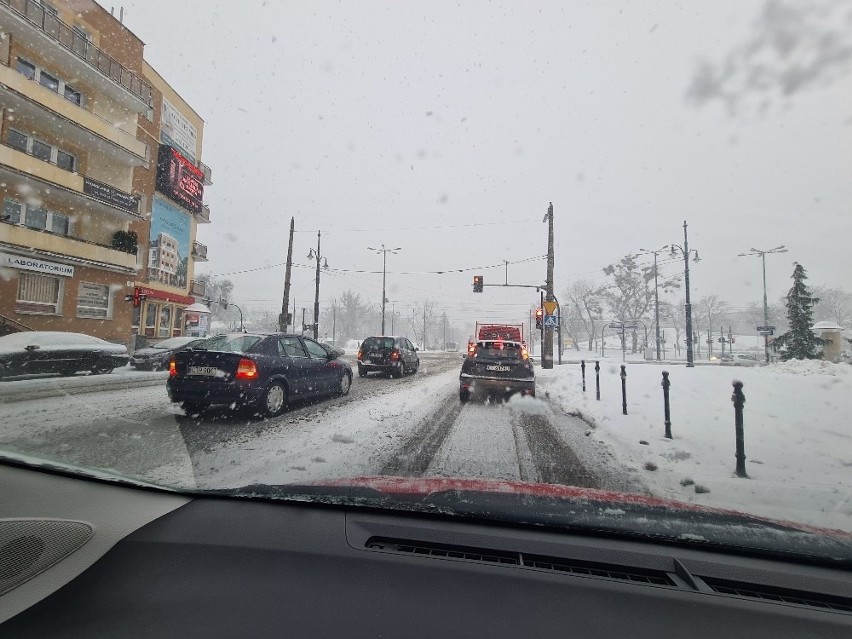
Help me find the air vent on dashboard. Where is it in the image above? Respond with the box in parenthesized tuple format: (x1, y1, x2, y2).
(702, 578, 852, 614)
(365, 538, 675, 586)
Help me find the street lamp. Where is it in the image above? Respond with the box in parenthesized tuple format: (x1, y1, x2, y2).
(670, 221, 700, 367)
(367, 244, 401, 335)
(638, 245, 669, 361)
(307, 230, 328, 340)
(738, 245, 787, 363)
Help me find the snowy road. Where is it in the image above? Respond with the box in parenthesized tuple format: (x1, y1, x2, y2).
(0, 353, 637, 493)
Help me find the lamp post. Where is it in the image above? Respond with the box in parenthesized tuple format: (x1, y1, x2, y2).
(367, 244, 401, 335)
(670, 221, 700, 367)
(307, 230, 328, 340)
(638, 245, 669, 361)
(738, 245, 787, 363)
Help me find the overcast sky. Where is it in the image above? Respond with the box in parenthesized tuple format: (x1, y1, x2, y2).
(117, 1, 852, 331)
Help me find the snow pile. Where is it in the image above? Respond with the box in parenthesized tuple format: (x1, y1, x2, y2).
(537, 358, 852, 531)
(769, 359, 851, 376)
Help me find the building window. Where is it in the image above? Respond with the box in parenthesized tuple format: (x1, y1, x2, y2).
(131, 305, 141, 330)
(56, 149, 75, 172)
(3, 199, 22, 225)
(16, 57, 35, 80)
(158, 305, 172, 338)
(51, 213, 69, 235)
(16, 272, 62, 315)
(25, 207, 48, 230)
(3, 197, 72, 237)
(145, 303, 158, 337)
(31, 139, 52, 162)
(64, 85, 82, 106)
(8, 129, 28, 152)
(173, 307, 183, 337)
(38, 70, 59, 92)
(15, 57, 85, 107)
(76, 282, 112, 319)
(8, 129, 77, 172)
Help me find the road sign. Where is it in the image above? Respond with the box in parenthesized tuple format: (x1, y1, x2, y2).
(623, 322, 639, 330)
(756, 325, 776, 332)
(543, 300, 557, 315)
(608, 323, 623, 329)
(544, 315, 558, 328)
(758, 329, 774, 336)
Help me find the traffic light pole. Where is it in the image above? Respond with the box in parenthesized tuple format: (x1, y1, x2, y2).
(542, 202, 555, 369)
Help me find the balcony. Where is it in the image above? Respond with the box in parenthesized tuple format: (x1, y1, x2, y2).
(191, 241, 208, 262)
(189, 279, 206, 297)
(195, 203, 211, 224)
(0, 142, 141, 219)
(0, 63, 147, 166)
(200, 162, 213, 186)
(0, 221, 138, 273)
(0, 0, 152, 111)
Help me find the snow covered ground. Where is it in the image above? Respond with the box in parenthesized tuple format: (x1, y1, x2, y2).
(536, 357, 852, 531)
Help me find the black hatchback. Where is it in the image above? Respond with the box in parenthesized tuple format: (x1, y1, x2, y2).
(357, 336, 419, 378)
(459, 340, 535, 402)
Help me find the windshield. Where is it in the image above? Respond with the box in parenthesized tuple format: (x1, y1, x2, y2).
(150, 337, 198, 349)
(0, 0, 850, 566)
(198, 334, 262, 353)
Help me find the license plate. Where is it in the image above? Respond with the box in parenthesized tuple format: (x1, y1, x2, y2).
(189, 366, 218, 376)
(486, 365, 511, 372)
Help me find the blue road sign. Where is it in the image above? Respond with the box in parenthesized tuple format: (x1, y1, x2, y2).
(544, 315, 559, 328)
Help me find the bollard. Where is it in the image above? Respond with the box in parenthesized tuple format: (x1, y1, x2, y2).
(732, 381, 747, 478)
(581, 360, 586, 392)
(662, 371, 672, 439)
(595, 360, 600, 401)
(620, 365, 627, 415)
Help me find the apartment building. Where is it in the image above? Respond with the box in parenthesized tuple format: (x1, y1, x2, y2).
(0, 0, 211, 345)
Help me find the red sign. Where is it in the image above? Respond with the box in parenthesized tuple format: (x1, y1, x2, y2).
(156, 145, 204, 213)
(136, 286, 194, 306)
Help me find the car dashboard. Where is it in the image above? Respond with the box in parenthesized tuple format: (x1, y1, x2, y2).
(1, 462, 850, 637)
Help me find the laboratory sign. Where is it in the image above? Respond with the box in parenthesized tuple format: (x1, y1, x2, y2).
(0, 252, 74, 277)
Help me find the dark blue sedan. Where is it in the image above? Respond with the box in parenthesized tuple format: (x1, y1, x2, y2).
(166, 333, 352, 416)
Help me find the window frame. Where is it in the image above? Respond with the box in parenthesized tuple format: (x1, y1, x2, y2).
(7, 128, 77, 172)
(15, 56, 85, 108)
(15, 271, 64, 316)
(303, 338, 330, 359)
(3, 197, 73, 237)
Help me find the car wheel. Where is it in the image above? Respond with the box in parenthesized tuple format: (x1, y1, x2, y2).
(412, 360, 419, 374)
(394, 362, 404, 378)
(262, 381, 287, 417)
(338, 372, 352, 396)
(358, 364, 367, 377)
(91, 359, 114, 375)
(181, 401, 209, 415)
(459, 388, 470, 403)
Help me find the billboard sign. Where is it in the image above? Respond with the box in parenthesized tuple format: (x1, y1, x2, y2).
(161, 97, 198, 163)
(156, 145, 204, 214)
(148, 197, 191, 289)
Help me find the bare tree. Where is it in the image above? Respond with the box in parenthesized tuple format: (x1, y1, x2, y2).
(695, 295, 729, 357)
(564, 279, 606, 351)
(811, 286, 852, 327)
(409, 300, 438, 349)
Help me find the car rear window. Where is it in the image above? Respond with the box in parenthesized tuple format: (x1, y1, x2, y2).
(198, 334, 262, 353)
(362, 337, 394, 349)
(476, 342, 523, 359)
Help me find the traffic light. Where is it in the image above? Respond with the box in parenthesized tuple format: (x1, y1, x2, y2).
(124, 288, 146, 307)
(472, 275, 483, 293)
(535, 307, 543, 329)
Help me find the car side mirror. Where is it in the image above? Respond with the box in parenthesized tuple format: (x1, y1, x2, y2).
(327, 347, 344, 360)
(25, 344, 40, 351)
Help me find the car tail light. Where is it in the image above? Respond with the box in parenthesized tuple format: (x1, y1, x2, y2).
(235, 358, 259, 380)
(467, 343, 476, 356)
(168, 358, 177, 376)
(390, 350, 400, 361)
(357, 349, 363, 361)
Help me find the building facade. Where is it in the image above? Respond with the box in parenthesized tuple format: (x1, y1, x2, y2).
(0, 0, 211, 345)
